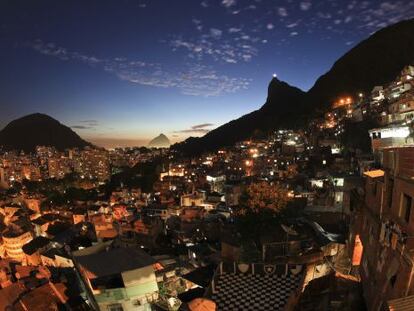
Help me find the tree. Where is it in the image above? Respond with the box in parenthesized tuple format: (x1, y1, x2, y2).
(235, 181, 290, 248)
(237, 181, 289, 216)
(239, 240, 261, 263)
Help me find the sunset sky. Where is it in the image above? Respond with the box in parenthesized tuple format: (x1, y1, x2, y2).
(1, 0, 413, 147)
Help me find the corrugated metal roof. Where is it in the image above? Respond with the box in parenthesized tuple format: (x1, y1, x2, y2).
(388, 295, 414, 311)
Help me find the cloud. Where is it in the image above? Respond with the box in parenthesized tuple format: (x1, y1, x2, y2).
(300, 1, 312, 11)
(169, 27, 259, 64)
(210, 28, 223, 38)
(221, 0, 236, 8)
(29, 40, 250, 97)
(192, 123, 214, 129)
(228, 27, 242, 33)
(78, 120, 99, 125)
(192, 18, 202, 25)
(192, 19, 203, 31)
(174, 123, 214, 134)
(344, 16, 353, 23)
(307, 0, 414, 37)
(286, 22, 298, 28)
(277, 7, 288, 17)
(71, 125, 91, 130)
(71, 119, 99, 130)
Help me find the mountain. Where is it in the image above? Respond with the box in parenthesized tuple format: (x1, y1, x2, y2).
(306, 18, 414, 111)
(175, 79, 305, 154)
(174, 18, 414, 155)
(0, 113, 91, 152)
(148, 134, 171, 148)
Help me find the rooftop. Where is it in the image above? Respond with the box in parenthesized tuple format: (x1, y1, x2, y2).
(210, 263, 303, 311)
(387, 294, 414, 311)
(22, 236, 50, 255)
(75, 247, 156, 278)
(363, 170, 385, 178)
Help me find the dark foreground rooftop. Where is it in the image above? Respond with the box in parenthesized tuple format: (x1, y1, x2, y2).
(75, 247, 156, 277)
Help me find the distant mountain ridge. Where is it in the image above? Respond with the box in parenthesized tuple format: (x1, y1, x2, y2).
(0, 113, 91, 152)
(174, 18, 414, 155)
(175, 78, 305, 154)
(148, 133, 171, 148)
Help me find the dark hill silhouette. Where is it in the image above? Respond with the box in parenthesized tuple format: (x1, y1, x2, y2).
(0, 113, 91, 152)
(174, 78, 305, 154)
(306, 18, 414, 112)
(174, 18, 414, 155)
(148, 134, 171, 148)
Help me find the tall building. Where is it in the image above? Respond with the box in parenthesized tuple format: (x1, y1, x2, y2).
(48, 156, 72, 179)
(73, 147, 110, 182)
(350, 146, 414, 310)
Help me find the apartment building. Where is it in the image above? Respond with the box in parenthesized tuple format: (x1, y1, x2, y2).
(350, 147, 414, 310)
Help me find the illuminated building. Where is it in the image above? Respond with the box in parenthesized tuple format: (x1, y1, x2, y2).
(48, 156, 72, 179)
(350, 147, 414, 310)
(160, 164, 185, 180)
(2, 227, 33, 262)
(369, 126, 413, 153)
(73, 147, 110, 182)
(181, 192, 205, 207)
(206, 174, 226, 193)
(74, 245, 159, 311)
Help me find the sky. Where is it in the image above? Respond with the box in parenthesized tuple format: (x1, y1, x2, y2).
(1, 0, 413, 148)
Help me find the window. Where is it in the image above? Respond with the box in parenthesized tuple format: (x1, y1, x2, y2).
(390, 274, 397, 288)
(107, 304, 123, 311)
(401, 193, 412, 223)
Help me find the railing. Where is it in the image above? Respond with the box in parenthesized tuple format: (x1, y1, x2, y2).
(206, 261, 306, 295)
(263, 239, 315, 260)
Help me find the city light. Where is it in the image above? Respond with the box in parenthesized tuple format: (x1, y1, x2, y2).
(1, 3, 414, 310)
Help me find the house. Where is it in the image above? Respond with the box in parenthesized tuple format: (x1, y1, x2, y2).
(40, 248, 74, 268)
(74, 245, 159, 311)
(180, 207, 205, 222)
(181, 192, 204, 207)
(143, 203, 169, 220)
(295, 272, 364, 310)
(90, 214, 118, 241)
(369, 125, 412, 153)
(22, 236, 51, 266)
(72, 207, 87, 224)
(15, 282, 69, 311)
